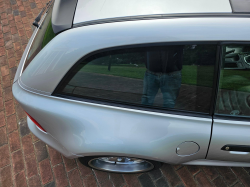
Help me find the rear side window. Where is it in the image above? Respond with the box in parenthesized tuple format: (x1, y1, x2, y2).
(215, 44, 250, 117)
(55, 44, 217, 114)
(22, 3, 55, 72)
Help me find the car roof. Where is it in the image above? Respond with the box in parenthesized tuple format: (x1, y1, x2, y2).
(51, 0, 250, 34)
(73, 0, 232, 24)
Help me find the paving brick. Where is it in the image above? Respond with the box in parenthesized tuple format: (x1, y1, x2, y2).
(138, 173, 155, 187)
(14, 170, 28, 187)
(9, 20, 16, 28)
(68, 168, 83, 187)
(0, 97, 3, 110)
(39, 158, 53, 184)
(12, 33, 20, 42)
(93, 169, 109, 184)
(0, 144, 10, 168)
(0, 38, 4, 47)
(13, 41, 21, 51)
(177, 167, 197, 187)
(48, 146, 62, 166)
(44, 181, 56, 187)
(22, 134, 34, 155)
(22, 17, 28, 24)
(0, 110, 6, 127)
(2, 75, 11, 88)
(34, 141, 48, 162)
(19, 6, 25, 12)
(16, 103, 26, 120)
(13, 9, 20, 16)
(3, 86, 12, 101)
(15, 49, 23, 59)
(9, 130, 21, 152)
(32, 133, 39, 142)
(156, 177, 169, 187)
(232, 182, 244, 187)
(77, 159, 92, 176)
(0, 127, 7, 146)
(8, 56, 16, 68)
(161, 164, 181, 187)
(5, 99, 15, 116)
(10, 26, 18, 35)
(149, 168, 162, 181)
(10, 0, 17, 5)
(5, 40, 13, 50)
(1, 19, 8, 26)
(10, 66, 17, 79)
(53, 163, 69, 187)
(213, 176, 227, 187)
(195, 171, 213, 187)
(20, 10, 26, 17)
(0, 46, 6, 56)
(82, 174, 98, 187)
(18, 28, 26, 37)
(28, 175, 42, 187)
(231, 167, 250, 187)
(25, 153, 38, 178)
(0, 56, 7, 66)
(19, 118, 30, 136)
(3, 26, 10, 33)
(7, 48, 15, 58)
(8, 14, 14, 21)
(62, 156, 77, 172)
(3, 32, 12, 42)
(7, 114, 17, 132)
(123, 174, 141, 187)
(216, 167, 237, 186)
(26, 29, 33, 38)
(1, 12, 7, 19)
(12, 149, 25, 174)
(110, 173, 125, 187)
(0, 165, 13, 187)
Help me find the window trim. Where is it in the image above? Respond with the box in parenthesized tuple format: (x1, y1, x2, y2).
(52, 41, 221, 117)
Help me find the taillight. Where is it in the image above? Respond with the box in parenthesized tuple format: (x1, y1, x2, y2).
(25, 112, 46, 132)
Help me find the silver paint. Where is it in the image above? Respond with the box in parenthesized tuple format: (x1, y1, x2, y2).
(13, 80, 212, 164)
(73, 0, 232, 24)
(20, 17, 250, 94)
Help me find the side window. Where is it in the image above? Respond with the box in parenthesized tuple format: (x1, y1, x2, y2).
(22, 2, 55, 72)
(215, 44, 250, 117)
(56, 44, 217, 114)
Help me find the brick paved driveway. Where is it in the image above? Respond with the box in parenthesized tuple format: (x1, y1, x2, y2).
(1, 0, 250, 186)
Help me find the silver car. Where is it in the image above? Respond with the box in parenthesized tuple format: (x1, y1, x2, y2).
(13, 0, 250, 173)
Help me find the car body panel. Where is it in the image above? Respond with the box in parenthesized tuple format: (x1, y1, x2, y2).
(207, 119, 250, 162)
(20, 17, 250, 95)
(13, 80, 212, 164)
(73, 0, 232, 24)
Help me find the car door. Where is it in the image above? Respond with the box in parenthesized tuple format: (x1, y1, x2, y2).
(207, 43, 250, 162)
(50, 42, 218, 164)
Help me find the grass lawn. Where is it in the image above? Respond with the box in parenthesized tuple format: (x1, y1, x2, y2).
(81, 64, 250, 91)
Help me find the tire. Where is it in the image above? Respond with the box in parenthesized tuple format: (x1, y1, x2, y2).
(78, 156, 163, 173)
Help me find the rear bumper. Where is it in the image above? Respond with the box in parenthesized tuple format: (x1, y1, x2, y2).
(27, 115, 77, 159)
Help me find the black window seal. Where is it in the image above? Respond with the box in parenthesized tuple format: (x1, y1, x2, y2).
(52, 41, 220, 118)
(209, 44, 222, 116)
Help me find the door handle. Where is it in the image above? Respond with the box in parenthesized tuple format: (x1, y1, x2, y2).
(221, 144, 250, 152)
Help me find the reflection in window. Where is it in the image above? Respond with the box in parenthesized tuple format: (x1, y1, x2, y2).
(57, 44, 217, 114)
(22, 2, 55, 72)
(215, 44, 250, 117)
